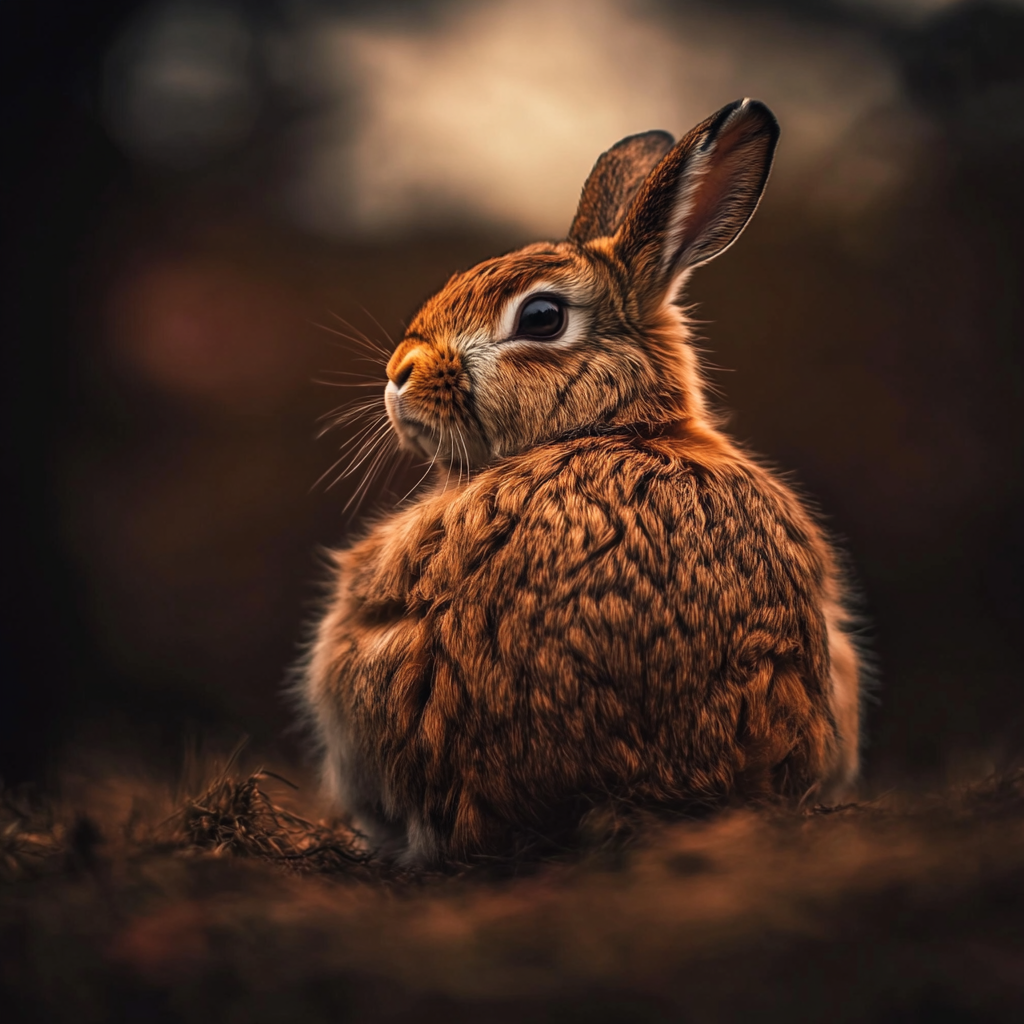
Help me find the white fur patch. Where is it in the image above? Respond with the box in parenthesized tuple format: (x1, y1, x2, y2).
(822, 599, 861, 801)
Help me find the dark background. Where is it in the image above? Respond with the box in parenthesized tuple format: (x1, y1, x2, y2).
(2, 0, 1022, 790)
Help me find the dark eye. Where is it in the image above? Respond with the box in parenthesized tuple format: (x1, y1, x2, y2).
(515, 296, 566, 340)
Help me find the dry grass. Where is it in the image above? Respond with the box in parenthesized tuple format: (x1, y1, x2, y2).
(3, 757, 1024, 1022)
(173, 768, 373, 875)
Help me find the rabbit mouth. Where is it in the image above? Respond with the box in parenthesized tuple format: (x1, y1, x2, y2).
(386, 383, 477, 463)
(403, 422, 440, 459)
(388, 407, 439, 459)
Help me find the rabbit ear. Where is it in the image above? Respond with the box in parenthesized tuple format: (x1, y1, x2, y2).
(614, 99, 779, 305)
(568, 130, 675, 243)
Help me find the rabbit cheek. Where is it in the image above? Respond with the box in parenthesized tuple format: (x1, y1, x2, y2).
(468, 344, 576, 458)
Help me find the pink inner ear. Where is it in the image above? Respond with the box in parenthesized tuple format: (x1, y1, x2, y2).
(612, 100, 777, 308)
(669, 113, 776, 273)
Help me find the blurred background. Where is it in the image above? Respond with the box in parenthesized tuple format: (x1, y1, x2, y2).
(2, 0, 1022, 789)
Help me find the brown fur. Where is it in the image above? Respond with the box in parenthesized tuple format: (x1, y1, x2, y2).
(569, 129, 675, 243)
(301, 99, 863, 864)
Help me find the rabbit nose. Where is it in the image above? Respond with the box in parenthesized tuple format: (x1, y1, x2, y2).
(389, 358, 415, 391)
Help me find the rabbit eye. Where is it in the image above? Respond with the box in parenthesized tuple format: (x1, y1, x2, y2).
(515, 297, 565, 340)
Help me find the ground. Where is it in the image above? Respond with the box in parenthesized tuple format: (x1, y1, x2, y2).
(3, 752, 1024, 1023)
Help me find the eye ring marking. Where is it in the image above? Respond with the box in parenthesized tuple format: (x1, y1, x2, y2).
(510, 294, 567, 342)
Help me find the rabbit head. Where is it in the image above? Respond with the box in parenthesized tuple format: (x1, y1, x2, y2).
(384, 98, 779, 468)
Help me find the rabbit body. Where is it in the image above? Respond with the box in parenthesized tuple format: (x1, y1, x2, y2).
(302, 100, 863, 864)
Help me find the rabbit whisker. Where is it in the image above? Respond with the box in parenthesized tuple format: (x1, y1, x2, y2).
(313, 321, 390, 363)
(322, 418, 389, 463)
(334, 410, 388, 443)
(397, 436, 443, 506)
(455, 424, 471, 486)
(347, 354, 390, 371)
(441, 428, 456, 495)
(328, 433, 391, 498)
(313, 376, 388, 388)
(316, 409, 384, 442)
(450, 425, 465, 490)
(311, 416, 389, 490)
(379, 447, 408, 497)
(327, 312, 393, 360)
(326, 309, 389, 344)
(359, 305, 396, 348)
(317, 394, 383, 422)
(315, 335, 388, 369)
(343, 433, 400, 515)
(312, 445, 364, 494)
(317, 400, 385, 432)
(339, 422, 395, 480)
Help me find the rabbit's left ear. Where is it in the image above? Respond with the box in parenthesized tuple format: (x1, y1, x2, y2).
(615, 99, 779, 306)
(569, 130, 675, 243)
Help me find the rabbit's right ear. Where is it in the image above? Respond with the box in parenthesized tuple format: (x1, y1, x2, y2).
(569, 130, 675, 243)
(614, 99, 779, 309)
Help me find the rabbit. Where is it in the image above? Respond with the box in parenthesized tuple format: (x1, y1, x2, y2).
(300, 98, 864, 866)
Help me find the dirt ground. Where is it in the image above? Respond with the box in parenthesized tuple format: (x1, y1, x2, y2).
(4, 755, 1024, 1023)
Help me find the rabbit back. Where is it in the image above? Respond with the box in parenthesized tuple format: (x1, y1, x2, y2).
(304, 426, 855, 863)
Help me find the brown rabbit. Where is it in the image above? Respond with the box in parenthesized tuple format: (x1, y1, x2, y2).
(301, 99, 863, 866)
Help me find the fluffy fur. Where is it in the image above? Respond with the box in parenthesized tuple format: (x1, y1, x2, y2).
(301, 99, 863, 865)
